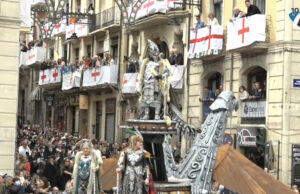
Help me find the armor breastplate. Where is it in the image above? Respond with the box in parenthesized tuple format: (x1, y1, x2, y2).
(144, 61, 159, 82)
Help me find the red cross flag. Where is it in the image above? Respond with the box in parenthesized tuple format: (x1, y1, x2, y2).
(188, 25, 223, 58)
(62, 71, 81, 90)
(122, 73, 139, 94)
(50, 68, 62, 83)
(39, 69, 50, 85)
(226, 14, 266, 51)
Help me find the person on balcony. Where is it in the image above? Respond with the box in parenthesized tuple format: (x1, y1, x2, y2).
(87, 3, 94, 15)
(199, 87, 216, 103)
(230, 7, 243, 22)
(104, 53, 114, 66)
(249, 82, 264, 100)
(207, 13, 219, 25)
(243, 0, 261, 17)
(191, 14, 205, 30)
(174, 48, 184, 66)
(239, 86, 249, 101)
(168, 49, 176, 65)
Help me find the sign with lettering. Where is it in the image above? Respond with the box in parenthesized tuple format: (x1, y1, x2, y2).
(241, 100, 266, 118)
(293, 79, 300, 88)
(237, 127, 257, 147)
(292, 144, 300, 188)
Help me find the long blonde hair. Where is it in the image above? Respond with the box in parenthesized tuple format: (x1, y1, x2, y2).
(128, 135, 143, 151)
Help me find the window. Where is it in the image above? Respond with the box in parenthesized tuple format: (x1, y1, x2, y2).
(111, 37, 118, 65)
(96, 101, 102, 139)
(76, 0, 81, 12)
(63, 45, 68, 59)
(214, 0, 223, 25)
(105, 98, 116, 143)
(49, 48, 54, 59)
(75, 48, 79, 61)
(253, 0, 265, 14)
(98, 41, 104, 54)
(86, 44, 91, 57)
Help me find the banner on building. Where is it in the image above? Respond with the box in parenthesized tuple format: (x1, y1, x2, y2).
(135, 0, 167, 19)
(53, 19, 66, 35)
(226, 14, 266, 51)
(66, 19, 89, 39)
(49, 68, 62, 83)
(27, 47, 46, 66)
(170, 65, 184, 89)
(79, 95, 89, 110)
(241, 100, 266, 118)
(39, 69, 50, 85)
(188, 25, 223, 59)
(122, 73, 139, 94)
(62, 71, 81, 90)
(19, 52, 28, 66)
(82, 65, 119, 87)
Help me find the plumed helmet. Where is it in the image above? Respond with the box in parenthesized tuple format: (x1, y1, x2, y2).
(148, 39, 160, 59)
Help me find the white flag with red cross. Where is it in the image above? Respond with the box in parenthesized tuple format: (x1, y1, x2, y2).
(62, 70, 81, 90)
(136, 0, 167, 19)
(122, 73, 139, 94)
(50, 68, 62, 83)
(53, 19, 66, 35)
(39, 69, 50, 85)
(82, 65, 119, 87)
(226, 14, 266, 51)
(188, 25, 224, 58)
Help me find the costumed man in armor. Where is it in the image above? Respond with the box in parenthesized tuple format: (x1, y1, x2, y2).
(72, 139, 103, 194)
(138, 39, 172, 120)
(116, 135, 152, 194)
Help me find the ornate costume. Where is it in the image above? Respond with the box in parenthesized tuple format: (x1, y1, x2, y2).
(117, 149, 150, 194)
(72, 141, 103, 194)
(138, 40, 172, 120)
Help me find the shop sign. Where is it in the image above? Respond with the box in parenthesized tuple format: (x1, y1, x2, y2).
(241, 100, 266, 118)
(237, 127, 257, 147)
(79, 95, 88, 110)
(292, 144, 300, 187)
(224, 133, 233, 146)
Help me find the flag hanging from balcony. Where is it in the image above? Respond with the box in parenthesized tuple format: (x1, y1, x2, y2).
(136, 0, 167, 19)
(62, 71, 81, 90)
(170, 65, 184, 89)
(50, 68, 62, 83)
(188, 25, 223, 59)
(226, 14, 266, 51)
(53, 19, 66, 35)
(39, 69, 50, 85)
(27, 47, 46, 66)
(82, 65, 119, 87)
(122, 73, 139, 94)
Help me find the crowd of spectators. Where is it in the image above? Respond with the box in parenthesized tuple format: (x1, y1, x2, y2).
(0, 124, 128, 194)
(40, 53, 115, 73)
(239, 81, 266, 101)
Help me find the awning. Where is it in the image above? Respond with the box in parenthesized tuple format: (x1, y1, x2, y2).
(214, 144, 294, 194)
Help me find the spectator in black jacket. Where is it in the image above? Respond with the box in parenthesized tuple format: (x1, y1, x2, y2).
(243, 0, 261, 17)
(44, 156, 59, 187)
(174, 48, 184, 66)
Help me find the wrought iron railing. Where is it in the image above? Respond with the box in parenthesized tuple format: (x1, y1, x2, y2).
(90, 6, 120, 32)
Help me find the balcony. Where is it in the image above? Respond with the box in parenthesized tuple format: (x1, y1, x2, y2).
(82, 65, 119, 89)
(66, 19, 90, 39)
(226, 14, 270, 55)
(90, 7, 120, 34)
(240, 100, 266, 124)
(19, 46, 46, 68)
(122, 73, 139, 96)
(38, 68, 62, 89)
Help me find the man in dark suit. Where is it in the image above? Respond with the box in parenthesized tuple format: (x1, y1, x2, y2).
(174, 48, 184, 66)
(243, 0, 261, 17)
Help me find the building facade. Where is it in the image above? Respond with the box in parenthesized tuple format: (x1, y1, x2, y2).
(0, 0, 20, 175)
(19, 0, 300, 187)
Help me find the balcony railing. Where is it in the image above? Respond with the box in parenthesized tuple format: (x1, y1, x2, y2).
(241, 100, 266, 124)
(19, 46, 46, 67)
(38, 67, 62, 86)
(82, 65, 118, 88)
(90, 7, 120, 32)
